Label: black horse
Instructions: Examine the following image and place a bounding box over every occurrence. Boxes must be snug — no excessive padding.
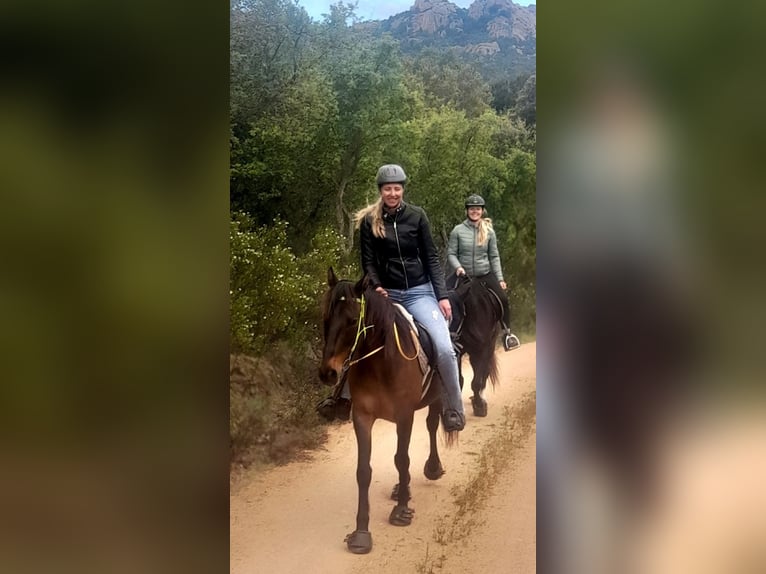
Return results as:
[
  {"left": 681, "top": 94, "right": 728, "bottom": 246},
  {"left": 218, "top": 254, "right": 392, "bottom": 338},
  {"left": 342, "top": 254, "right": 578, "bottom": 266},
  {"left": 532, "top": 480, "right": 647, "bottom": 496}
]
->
[{"left": 448, "top": 275, "right": 501, "bottom": 417}]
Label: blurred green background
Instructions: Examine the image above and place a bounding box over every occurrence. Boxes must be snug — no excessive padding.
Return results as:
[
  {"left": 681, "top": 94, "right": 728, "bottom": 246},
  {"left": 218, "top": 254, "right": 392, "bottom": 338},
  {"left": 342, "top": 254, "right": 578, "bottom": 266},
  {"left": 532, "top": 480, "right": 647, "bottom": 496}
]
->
[{"left": 0, "top": 1, "right": 228, "bottom": 572}]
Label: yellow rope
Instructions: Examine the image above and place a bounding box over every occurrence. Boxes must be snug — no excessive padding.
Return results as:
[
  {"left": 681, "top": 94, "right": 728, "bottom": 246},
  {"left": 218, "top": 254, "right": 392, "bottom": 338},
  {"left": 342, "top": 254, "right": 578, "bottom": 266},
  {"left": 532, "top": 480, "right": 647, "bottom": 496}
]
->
[
  {"left": 344, "top": 294, "right": 418, "bottom": 367},
  {"left": 393, "top": 323, "right": 419, "bottom": 361},
  {"left": 344, "top": 294, "right": 384, "bottom": 368},
  {"left": 346, "top": 344, "right": 384, "bottom": 368}
]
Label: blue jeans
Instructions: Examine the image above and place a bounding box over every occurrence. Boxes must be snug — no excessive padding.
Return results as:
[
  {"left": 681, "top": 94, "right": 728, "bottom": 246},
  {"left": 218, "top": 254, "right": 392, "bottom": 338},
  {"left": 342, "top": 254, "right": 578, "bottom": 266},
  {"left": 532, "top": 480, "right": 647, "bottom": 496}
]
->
[{"left": 387, "top": 283, "right": 465, "bottom": 416}]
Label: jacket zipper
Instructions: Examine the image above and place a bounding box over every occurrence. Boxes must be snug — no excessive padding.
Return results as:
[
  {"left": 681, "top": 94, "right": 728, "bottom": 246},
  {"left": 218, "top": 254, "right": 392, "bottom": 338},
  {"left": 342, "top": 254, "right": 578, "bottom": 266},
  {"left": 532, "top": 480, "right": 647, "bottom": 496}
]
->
[
  {"left": 471, "top": 223, "right": 477, "bottom": 277},
  {"left": 393, "top": 214, "right": 409, "bottom": 289}
]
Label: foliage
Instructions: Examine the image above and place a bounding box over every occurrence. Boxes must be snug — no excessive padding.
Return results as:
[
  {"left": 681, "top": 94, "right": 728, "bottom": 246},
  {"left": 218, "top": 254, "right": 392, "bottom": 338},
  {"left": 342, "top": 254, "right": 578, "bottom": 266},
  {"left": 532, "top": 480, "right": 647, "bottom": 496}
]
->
[
  {"left": 230, "top": 212, "right": 346, "bottom": 354},
  {"left": 230, "top": 350, "right": 329, "bottom": 468},
  {"left": 406, "top": 49, "right": 492, "bottom": 118},
  {"left": 515, "top": 74, "right": 537, "bottom": 127},
  {"left": 491, "top": 73, "right": 529, "bottom": 113}
]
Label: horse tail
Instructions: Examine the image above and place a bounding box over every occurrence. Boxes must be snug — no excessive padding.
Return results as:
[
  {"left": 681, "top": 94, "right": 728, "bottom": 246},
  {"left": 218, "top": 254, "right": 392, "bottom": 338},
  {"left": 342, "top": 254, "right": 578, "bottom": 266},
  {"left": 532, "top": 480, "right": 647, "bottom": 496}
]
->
[
  {"left": 487, "top": 348, "right": 499, "bottom": 389},
  {"left": 442, "top": 429, "right": 460, "bottom": 448}
]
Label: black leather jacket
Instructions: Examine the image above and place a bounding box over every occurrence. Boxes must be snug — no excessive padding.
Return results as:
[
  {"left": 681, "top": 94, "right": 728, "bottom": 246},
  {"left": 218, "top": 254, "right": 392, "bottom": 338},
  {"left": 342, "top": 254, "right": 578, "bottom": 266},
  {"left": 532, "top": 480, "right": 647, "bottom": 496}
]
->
[{"left": 360, "top": 202, "right": 448, "bottom": 300}]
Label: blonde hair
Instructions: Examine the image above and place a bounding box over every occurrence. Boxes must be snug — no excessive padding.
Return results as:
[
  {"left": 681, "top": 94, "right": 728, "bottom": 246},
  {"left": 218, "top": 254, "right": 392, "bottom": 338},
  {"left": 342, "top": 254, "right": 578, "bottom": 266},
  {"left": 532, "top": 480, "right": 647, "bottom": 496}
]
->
[
  {"left": 477, "top": 217, "right": 493, "bottom": 246},
  {"left": 354, "top": 198, "right": 385, "bottom": 238}
]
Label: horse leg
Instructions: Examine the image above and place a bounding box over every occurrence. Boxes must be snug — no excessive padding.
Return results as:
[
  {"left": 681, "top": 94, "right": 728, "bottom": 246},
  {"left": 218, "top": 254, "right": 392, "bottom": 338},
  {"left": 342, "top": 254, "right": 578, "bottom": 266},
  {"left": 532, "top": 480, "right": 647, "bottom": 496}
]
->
[
  {"left": 457, "top": 351, "right": 465, "bottom": 391},
  {"left": 389, "top": 412, "right": 415, "bottom": 526},
  {"left": 469, "top": 353, "right": 488, "bottom": 417},
  {"left": 424, "top": 401, "right": 446, "bottom": 480},
  {"left": 345, "top": 412, "right": 374, "bottom": 554}
]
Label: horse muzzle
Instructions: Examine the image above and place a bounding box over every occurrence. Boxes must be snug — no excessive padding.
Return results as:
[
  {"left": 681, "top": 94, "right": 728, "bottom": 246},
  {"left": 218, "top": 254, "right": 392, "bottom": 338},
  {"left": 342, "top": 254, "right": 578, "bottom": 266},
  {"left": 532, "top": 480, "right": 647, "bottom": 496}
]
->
[{"left": 318, "top": 364, "right": 339, "bottom": 386}]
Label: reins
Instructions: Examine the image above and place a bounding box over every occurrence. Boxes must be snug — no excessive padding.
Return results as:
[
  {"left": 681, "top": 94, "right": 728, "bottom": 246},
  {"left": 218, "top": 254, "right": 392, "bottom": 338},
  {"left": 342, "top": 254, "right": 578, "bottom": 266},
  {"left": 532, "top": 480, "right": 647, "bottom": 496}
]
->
[
  {"left": 328, "top": 289, "right": 422, "bottom": 401},
  {"left": 337, "top": 292, "right": 419, "bottom": 379},
  {"left": 393, "top": 323, "right": 419, "bottom": 361},
  {"left": 343, "top": 294, "right": 384, "bottom": 369}
]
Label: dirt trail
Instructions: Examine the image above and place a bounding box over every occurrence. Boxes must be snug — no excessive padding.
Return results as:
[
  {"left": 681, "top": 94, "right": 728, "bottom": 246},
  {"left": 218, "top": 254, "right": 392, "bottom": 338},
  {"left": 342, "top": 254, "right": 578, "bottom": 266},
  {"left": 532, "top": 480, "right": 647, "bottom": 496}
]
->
[{"left": 230, "top": 342, "right": 536, "bottom": 574}]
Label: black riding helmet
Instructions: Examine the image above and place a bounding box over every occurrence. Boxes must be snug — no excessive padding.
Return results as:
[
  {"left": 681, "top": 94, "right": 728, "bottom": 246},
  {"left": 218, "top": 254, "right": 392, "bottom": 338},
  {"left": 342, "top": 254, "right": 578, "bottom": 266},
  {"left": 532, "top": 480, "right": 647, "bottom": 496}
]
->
[{"left": 465, "top": 194, "right": 486, "bottom": 208}]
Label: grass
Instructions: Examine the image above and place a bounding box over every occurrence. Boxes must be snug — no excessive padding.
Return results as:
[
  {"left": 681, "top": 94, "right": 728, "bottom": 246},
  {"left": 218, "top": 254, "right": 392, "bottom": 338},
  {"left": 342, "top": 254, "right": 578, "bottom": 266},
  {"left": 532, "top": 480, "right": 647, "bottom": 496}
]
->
[
  {"left": 415, "top": 543, "right": 446, "bottom": 574},
  {"left": 418, "top": 390, "right": 536, "bottom": 572},
  {"left": 229, "top": 346, "right": 330, "bottom": 471}
]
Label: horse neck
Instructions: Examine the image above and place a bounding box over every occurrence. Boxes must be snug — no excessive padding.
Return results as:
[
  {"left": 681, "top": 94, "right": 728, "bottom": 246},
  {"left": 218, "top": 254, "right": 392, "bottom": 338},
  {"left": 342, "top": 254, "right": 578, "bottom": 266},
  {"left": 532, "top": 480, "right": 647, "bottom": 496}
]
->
[{"left": 357, "top": 295, "right": 389, "bottom": 350}]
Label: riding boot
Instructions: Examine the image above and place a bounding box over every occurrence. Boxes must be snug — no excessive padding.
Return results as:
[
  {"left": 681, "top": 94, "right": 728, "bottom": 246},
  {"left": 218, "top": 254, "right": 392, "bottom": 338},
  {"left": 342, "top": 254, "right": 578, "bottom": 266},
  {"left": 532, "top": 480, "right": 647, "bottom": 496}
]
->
[
  {"left": 437, "top": 355, "right": 466, "bottom": 432},
  {"left": 316, "top": 380, "right": 352, "bottom": 421}
]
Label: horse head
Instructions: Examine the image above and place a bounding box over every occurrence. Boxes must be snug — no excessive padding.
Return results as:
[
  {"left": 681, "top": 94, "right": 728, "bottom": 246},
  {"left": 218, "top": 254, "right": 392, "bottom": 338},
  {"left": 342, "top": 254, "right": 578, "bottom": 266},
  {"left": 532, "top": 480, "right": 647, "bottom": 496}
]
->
[{"left": 318, "top": 268, "right": 369, "bottom": 385}]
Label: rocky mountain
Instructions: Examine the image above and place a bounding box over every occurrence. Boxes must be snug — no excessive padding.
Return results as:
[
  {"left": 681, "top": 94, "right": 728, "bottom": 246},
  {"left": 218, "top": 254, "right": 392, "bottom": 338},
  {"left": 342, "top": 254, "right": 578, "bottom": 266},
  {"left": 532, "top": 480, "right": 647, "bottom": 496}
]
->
[
  {"left": 390, "top": 0, "right": 462, "bottom": 36},
  {"left": 467, "top": 0, "right": 535, "bottom": 41},
  {"left": 362, "top": 0, "right": 535, "bottom": 80}
]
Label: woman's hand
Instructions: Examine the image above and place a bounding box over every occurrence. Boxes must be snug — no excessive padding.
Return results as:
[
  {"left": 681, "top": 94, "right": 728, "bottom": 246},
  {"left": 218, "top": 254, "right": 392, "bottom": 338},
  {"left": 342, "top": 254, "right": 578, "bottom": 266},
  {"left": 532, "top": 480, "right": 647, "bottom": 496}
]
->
[
  {"left": 500, "top": 280, "right": 507, "bottom": 290},
  {"left": 439, "top": 299, "right": 452, "bottom": 322},
  {"left": 456, "top": 267, "right": 465, "bottom": 276},
  {"left": 375, "top": 286, "right": 389, "bottom": 298}
]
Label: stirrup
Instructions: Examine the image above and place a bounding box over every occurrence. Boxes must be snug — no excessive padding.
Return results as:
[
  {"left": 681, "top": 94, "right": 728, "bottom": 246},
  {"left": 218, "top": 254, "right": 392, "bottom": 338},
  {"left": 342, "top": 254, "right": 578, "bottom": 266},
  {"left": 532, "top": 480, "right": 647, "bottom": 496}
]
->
[
  {"left": 449, "top": 331, "right": 463, "bottom": 353},
  {"left": 503, "top": 333, "right": 520, "bottom": 351},
  {"left": 316, "top": 396, "right": 337, "bottom": 421}
]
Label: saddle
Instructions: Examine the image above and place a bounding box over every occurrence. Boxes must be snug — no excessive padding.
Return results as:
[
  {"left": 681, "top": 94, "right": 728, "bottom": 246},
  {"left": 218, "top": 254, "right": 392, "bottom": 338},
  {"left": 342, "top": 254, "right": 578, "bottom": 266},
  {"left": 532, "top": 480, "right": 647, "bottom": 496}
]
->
[
  {"left": 446, "top": 275, "right": 503, "bottom": 347},
  {"left": 481, "top": 282, "right": 504, "bottom": 317},
  {"left": 446, "top": 275, "right": 470, "bottom": 348},
  {"left": 392, "top": 303, "right": 437, "bottom": 400}
]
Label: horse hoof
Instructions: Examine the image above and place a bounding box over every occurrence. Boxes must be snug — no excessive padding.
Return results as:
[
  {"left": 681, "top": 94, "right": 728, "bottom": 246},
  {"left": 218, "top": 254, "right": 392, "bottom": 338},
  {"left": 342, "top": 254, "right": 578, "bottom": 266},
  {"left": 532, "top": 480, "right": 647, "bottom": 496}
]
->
[
  {"left": 389, "top": 505, "right": 415, "bottom": 526},
  {"left": 471, "top": 397, "right": 488, "bottom": 417},
  {"left": 390, "top": 483, "right": 411, "bottom": 501},
  {"left": 424, "top": 460, "right": 446, "bottom": 480},
  {"left": 344, "top": 530, "right": 372, "bottom": 554}
]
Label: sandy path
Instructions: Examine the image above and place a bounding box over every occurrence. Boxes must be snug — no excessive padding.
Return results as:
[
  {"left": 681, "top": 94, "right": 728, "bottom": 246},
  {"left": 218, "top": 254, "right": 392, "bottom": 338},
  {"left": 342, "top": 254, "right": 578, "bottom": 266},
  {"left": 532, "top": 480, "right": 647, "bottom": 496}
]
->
[{"left": 230, "top": 342, "right": 536, "bottom": 574}]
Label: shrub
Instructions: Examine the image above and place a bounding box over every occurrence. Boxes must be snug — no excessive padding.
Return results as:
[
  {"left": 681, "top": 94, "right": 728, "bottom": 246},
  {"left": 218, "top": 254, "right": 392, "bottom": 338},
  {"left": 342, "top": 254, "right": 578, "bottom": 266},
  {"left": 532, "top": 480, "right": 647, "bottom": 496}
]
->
[
  {"left": 230, "top": 212, "right": 349, "bottom": 354},
  {"left": 230, "top": 213, "right": 314, "bottom": 354}
]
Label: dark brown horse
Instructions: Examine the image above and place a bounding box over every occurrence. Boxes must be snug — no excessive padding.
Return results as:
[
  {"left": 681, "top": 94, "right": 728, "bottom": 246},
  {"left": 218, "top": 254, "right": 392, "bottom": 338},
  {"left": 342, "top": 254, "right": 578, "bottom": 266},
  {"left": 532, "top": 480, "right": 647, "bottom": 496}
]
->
[
  {"left": 318, "top": 268, "right": 455, "bottom": 554},
  {"left": 449, "top": 275, "right": 500, "bottom": 417}
]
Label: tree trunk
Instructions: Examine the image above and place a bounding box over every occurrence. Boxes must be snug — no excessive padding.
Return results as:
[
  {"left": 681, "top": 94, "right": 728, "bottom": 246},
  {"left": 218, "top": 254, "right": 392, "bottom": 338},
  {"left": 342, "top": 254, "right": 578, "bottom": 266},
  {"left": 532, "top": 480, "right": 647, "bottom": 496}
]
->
[
  {"left": 346, "top": 212, "right": 356, "bottom": 253},
  {"left": 335, "top": 176, "right": 348, "bottom": 238}
]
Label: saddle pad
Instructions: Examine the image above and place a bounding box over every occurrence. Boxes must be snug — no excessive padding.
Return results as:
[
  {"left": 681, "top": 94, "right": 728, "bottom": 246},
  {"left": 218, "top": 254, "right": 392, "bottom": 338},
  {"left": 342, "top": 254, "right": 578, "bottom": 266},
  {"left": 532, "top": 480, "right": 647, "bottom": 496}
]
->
[{"left": 392, "top": 303, "right": 434, "bottom": 400}]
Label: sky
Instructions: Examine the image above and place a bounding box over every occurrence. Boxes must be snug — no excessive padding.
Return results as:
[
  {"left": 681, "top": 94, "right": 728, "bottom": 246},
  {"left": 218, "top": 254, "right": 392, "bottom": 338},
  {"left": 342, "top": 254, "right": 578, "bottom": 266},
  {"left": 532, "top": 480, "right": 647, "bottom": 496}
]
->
[{"left": 297, "top": 0, "right": 535, "bottom": 23}]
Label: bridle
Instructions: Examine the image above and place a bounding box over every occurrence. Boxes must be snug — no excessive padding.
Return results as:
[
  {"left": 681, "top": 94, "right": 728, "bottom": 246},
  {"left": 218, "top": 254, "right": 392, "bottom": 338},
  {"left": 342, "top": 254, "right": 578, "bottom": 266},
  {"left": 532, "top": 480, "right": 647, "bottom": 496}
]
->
[
  {"left": 338, "top": 294, "right": 384, "bottom": 372},
  {"left": 327, "top": 292, "right": 419, "bottom": 396}
]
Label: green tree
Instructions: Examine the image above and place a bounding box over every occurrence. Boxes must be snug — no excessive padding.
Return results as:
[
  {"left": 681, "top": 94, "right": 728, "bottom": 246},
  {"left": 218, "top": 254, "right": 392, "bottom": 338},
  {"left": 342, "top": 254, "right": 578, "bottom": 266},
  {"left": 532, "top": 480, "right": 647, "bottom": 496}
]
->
[
  {"left": 404, "top": 109, "right": 505, "bottom": 248},
  {"left": 318, "top": 30, "right": 416, "bottom": 250},
  {"left": 407, "top": 49, "right": 492, "bottom": 118},
  {"left": 488, "top": 148, "right": 536, "bottom": 332},
  {"left": 490, "top": 73, "right": 529, "bottom": 114},
  {"left": 230, "top": 0, "right": 344, "bottom": 250},
  {"left": 515, "top": 74, "right": 536, "bottom": 127}
]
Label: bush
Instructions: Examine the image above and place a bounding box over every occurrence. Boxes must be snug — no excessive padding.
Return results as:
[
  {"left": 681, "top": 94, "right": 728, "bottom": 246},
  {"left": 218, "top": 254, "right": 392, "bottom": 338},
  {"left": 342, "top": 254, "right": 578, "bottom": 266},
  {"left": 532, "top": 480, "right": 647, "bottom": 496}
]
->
[
  {"left": 229, "top": 214, "right": 349, "bottom": 467},
  {"left": 230, "top": 212, "right": 349, "bottom": 355},
  {"left": 229, "top": 350, "right": 329, "bottom": 468}
]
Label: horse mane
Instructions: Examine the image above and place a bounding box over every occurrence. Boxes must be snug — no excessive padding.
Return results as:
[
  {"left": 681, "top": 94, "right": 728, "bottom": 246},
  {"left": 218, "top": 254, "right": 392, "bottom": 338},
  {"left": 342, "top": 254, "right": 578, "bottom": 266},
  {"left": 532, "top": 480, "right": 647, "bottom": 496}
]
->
[
  {"left": 460, "top": 281, "right": 500, "bottom": 388},
  {"left": 361, "top": 286, "right": 418, "bottom": 364}
]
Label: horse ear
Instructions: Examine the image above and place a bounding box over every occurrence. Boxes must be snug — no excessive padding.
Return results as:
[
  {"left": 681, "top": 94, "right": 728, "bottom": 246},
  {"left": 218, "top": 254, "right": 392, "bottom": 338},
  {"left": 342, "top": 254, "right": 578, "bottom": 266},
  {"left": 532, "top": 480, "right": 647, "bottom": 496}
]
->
[
  {"left": 327, "top": 267, "right": 338, "bottom": 287},
  {"left": 354, "top": 274, "right": 369, "bottom": 295}
]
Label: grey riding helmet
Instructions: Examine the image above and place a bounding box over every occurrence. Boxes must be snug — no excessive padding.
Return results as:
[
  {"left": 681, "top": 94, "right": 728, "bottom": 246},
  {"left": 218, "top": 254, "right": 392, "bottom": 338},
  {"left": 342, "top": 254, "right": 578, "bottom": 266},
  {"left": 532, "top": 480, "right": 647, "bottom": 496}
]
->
[
  {"left": 465, "top": 194, "right": 486, "bottom": 207},
  {"left": 376, "top": 164, "right": 407, "bottom": 186}
]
